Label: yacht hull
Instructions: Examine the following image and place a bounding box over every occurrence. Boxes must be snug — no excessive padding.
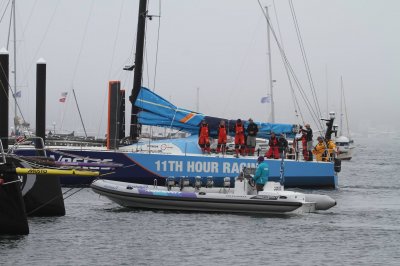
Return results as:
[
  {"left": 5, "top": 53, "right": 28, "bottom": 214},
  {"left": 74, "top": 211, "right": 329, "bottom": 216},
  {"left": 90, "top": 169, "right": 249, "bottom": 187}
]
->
[{"left": 16, "top": 148, "right": 338, "bottom": 189}]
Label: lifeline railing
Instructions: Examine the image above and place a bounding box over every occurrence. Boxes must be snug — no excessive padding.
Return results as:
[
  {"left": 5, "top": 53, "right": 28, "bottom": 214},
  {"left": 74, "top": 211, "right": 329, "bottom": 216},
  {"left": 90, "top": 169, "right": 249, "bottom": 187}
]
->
[
  {"left": 0, "top": 140, "right": 5, "bottom": 164},
  {"left": 1, "top": 136, "right": 47, "bottom": 157}
]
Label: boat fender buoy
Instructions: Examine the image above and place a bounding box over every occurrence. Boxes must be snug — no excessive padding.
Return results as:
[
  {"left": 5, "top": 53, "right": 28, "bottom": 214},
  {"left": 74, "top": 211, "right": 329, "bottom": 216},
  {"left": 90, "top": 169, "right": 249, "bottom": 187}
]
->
[
  {"left": 223, "top": 177, "right": 230, "bottom": 188},
  {"left": 206, "top": 176, "right": 214, "bottom": 188},
  {"left": 166, "top": 177, "right": 175, "bottom": 191},
  {"left": 0, "top": 178, "right": 4, "bottom": 185},
  {"left": 194, "top": 176, "right": 202, "bottom": 189},
  {"left": 334, "top": 158, "right": 341, "bottom": 173}
]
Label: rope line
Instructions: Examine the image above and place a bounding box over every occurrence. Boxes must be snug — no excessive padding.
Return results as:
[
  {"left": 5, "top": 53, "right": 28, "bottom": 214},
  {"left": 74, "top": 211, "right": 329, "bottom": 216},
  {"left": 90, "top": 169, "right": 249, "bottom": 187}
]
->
[
  {"left": 152, "top": 0, "right": 162, "bottom": 92},
  {"left": 0, "top": 58, "right": 28, "bottom": 124},
  {"left": 96, "top": 0, "right": 126, "bottom": 139},
  {"left": 256, "top": 0, "right": 323, "bottom": 133},
  {"left": 272, "top": 0, "right": 304, "bottom": 124},
  {"left": 0, "top": 0, "right": 11, "bottom": 25},
  {"left": 288, "top": 0, "right": 324, "bottom": 132}
]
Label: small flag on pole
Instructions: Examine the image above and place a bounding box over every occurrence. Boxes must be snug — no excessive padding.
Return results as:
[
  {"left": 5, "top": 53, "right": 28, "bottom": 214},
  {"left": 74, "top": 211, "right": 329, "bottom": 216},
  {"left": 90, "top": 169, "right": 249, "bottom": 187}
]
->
[
  {"left": 260, "top": 96, "right": 271, "bottom": 104},
  {"left": 59, "top": 92, "right": 68, "bottom": 103},
  {"left": 16, "top": 135, "right": 26, "bottom": 143},
  {"left": 13, "top": 91, "right": 21, "bottom": 98}
]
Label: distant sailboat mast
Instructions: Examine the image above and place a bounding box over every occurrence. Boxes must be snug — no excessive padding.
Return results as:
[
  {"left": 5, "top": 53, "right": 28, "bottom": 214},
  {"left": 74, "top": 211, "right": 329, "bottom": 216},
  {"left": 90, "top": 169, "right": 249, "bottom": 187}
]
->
[
  {"left": 6, "top": 0, "right": 19, "bottom": 131},
  {"left": 325, "top": 65, "right": 329, "bottom": 118},
  {"left": 339, "top": 76, "right": 344, "bottom": 137},
  {"left": 196, "top": 87, "right": 199, "bottom": 113},
  {"left": 12, "top": 0, "right": 17, "bottom": 129},
  {"left": 340, "top": 76, "right": 351, "bottom": 139}
]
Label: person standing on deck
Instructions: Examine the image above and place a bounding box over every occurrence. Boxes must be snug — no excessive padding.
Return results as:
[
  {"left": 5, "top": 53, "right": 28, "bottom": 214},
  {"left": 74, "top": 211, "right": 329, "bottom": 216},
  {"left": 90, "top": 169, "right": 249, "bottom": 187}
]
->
[
  {"left": 299, "top": 130, "right": 309, "bottom": 160},
  {"left": 216, "top": 120, "right": 227, "bottom": 154},
  {"left": 234, "top": 119, "right": 246, "bottom": 157},
  {"left": 198, "top": 119, "right": 211, "bottom": 154},
  {"left": 246, "top": 118, "right": 258, "bottom": 156},
  {"left": 324, "top": 138, "right": 337, "bottom": 161},
  {"left": 278, "top": 133, "right": 288, "bottom": 159},
  {"left": 266, "top": 132, "right": 280, "bottom": 159},
  {"left": 253, "top": 156, "right": 269, "bottom": 193},
  {"left": 312, "top": 136, "right": 326, "bottom": 161},
  {"left": 303, "top": 124, "right": 313, "bottom": 161}
]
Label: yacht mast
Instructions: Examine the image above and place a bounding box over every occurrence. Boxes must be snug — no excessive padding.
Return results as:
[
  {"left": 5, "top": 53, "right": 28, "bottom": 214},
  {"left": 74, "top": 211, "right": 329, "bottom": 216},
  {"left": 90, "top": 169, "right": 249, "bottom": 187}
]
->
[
  {"left": 265, "top": 6, "right": 274, "bottom": 123},
  {"left": 129, "top": 0, "right": 147, "bottom": 142}
]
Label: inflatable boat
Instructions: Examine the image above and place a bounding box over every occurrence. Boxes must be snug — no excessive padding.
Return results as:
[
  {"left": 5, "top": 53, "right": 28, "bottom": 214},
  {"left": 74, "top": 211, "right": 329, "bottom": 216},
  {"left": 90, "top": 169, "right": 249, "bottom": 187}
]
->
[{"left": 91, "top": 173, "right": 336, "bottom": 215}]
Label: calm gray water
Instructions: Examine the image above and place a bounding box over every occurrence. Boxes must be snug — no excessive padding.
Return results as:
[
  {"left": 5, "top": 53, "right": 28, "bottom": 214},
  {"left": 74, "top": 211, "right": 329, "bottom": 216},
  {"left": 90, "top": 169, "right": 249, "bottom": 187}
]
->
[{"left": 1, "top": 136, "right": 400, "bottom": 266}]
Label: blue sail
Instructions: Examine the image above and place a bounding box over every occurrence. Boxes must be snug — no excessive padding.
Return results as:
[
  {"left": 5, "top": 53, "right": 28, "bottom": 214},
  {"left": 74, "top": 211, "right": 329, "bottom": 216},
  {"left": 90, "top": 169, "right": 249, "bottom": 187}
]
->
[{"left": 134, "top": 87, "right": 297, "bottom": 139}]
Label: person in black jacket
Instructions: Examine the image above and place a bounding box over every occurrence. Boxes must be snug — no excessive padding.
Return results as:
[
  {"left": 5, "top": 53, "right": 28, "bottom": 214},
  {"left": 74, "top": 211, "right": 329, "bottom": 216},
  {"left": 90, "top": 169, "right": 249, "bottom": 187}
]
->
[
  {"left": 302, "top": 124, "right": 313, "bottom": 161},
  {"left": 278, "top": 133, "right": 288, "bottom": 159},
  {"left": 246, "top": 118, "right": 258, "bottom": 156}
]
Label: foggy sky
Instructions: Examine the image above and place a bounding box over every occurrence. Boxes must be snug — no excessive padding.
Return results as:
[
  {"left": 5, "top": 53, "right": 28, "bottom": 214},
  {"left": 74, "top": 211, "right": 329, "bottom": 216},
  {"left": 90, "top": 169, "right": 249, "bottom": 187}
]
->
[{"left": 0, "top": 0, "right": 399, "bottom": 137}]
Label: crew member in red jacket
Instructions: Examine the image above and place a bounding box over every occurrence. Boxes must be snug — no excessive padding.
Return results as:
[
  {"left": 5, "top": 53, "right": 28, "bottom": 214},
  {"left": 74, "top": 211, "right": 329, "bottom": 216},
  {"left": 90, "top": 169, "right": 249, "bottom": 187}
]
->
[
  {"left": 234, "top": 119, "right": 245, "bottom": 157},
  {"left": 265, "top": 132, "right": 280, "bottom": 159},
  {"left": 298, "top": 129, "right": 309, "bottom": 160},
  {"left": 198, "top": 119, "right": 210, "bottom": 154},
  {"left": 216, "top": 120, "right": 227, "bottom": 154}
]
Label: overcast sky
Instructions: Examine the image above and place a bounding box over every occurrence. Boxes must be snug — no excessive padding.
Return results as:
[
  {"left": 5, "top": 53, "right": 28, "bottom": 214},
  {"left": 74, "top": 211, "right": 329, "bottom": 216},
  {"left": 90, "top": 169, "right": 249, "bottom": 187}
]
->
[{"left": 1, "top": 0, "right": 399, "bottom": 137}]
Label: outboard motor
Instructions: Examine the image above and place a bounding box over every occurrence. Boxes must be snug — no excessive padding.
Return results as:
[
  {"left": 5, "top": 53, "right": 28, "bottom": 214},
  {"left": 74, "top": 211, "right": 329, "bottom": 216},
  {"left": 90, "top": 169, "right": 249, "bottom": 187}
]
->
[
  {"left": 205, "top": 176, "right": 214, "bottom": 188},
  {"left": 223, "top": 177, "right": 231, "bottom": 188},
  {"left": 194, "top": 176, "right": 202, "bottom": 190},
  {"left": 334, "top": 158, "right": 341, "bottom": 173},
  {"left": 166, "top": 176, "right": 175, "bottom": 191},
  {"left": 241, "top": 166, "right": 247, "bottom": 177},
  {"left": 180, "top": 176, "right": 190, "bottom": 191}
]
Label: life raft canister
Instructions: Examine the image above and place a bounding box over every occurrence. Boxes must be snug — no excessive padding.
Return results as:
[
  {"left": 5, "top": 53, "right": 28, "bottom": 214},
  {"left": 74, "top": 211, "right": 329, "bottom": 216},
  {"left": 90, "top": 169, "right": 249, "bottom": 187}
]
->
[{"left": 334, "top": 158, "right": 341, "bottom": 173}]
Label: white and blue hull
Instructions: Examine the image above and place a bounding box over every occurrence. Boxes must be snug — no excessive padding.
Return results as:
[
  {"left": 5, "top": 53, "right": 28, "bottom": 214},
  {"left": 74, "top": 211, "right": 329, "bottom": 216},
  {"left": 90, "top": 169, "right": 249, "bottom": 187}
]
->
[
  {"left": 91, "top": 179, "right": 331, "bottom": 215},
  {"left": 16, "top": 148, "right": 338, "bottom": 188}
]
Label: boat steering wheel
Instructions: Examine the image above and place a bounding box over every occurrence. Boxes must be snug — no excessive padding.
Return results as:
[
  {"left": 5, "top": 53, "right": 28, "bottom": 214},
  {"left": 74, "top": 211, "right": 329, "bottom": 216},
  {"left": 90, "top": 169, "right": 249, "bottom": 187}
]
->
[{"left": 247, "top": 176, "right": 255, "bottom": 187}]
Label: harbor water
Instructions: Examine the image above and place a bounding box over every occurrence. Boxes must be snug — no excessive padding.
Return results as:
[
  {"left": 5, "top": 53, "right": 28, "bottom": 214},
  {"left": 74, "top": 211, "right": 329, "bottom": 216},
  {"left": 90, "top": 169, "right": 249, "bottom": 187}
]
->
[{"left": 1, "top": 136, "right": 399, "bottom": 266}]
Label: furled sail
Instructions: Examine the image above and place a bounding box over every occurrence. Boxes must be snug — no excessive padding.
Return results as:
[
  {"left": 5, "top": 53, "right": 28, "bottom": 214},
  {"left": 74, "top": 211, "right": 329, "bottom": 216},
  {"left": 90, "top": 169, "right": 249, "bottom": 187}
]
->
[{"left": 134, "top": 87, "right": 297, "bottom": 138}]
